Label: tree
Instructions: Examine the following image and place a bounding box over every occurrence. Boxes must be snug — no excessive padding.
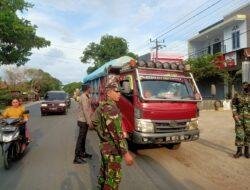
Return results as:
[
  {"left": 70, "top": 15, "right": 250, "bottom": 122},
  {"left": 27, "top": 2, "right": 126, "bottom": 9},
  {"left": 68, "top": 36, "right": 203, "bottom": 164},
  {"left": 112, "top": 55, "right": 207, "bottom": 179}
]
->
[
  {"left": 3, "top": 67, "right": 62, "bottom": 96},
  {"left": 0, "top": 0, "right": 50, "bottom": 66},
  {"left": 81, "top": 34, "right": 137, "bottom": 74},
  {"left": 25, "top": 68, "right": 62, "bottom": 96},
  {"left": 4, "top": 67, "right": 27, "bottom": 85},
  {"left": 186, "top": 54, "right": 226, "bottom": 81},
  {"left": 63, "top": 82, "right": 83, "bottom": 96}
]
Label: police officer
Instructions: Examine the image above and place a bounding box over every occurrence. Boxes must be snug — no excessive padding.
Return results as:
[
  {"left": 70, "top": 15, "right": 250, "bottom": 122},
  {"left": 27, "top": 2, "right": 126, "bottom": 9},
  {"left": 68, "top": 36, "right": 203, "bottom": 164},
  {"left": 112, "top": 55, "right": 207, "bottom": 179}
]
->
[
  {"left": 92, "top": 75, "right": 133, "bottom": 190},
  {"left": 232, "top": 82, "right": 250, "bottom": 158},
  {"left": 74, "top": 84, "right": 93, "bottom": 164}
]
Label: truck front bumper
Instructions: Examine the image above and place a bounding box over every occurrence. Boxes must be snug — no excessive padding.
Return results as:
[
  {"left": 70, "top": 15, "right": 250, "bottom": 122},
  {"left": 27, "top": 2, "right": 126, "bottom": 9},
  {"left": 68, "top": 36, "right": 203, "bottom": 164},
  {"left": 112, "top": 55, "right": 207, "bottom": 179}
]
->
[{"left": 132, "top": 129, "right": 199, "bottom": 144}]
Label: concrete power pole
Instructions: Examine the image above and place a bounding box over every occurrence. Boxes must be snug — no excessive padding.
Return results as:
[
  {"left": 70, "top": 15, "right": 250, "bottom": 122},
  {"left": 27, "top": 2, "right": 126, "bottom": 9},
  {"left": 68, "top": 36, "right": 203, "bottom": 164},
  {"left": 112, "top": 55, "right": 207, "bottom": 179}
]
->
[{"left": 150, "top": 39, "right": 165, "bottom": 62}]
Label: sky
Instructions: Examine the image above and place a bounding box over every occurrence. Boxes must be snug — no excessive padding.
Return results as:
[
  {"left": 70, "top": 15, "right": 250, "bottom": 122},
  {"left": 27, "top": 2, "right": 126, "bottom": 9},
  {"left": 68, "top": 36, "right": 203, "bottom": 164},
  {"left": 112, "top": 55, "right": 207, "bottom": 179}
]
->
[{"left": 0, "top": 0, "right": 249, "bottom": 84}]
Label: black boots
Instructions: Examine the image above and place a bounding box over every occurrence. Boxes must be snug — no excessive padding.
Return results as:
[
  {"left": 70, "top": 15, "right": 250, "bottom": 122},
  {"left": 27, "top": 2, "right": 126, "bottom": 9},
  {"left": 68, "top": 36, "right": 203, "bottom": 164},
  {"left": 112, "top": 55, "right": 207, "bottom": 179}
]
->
[
  {"left": 82, "top": 153, "right": 92, "bottom": 159},
  {"left": 244, "top": 146, "right": 249, "bottom": 158},
  {"left": 73, "top": 156, "right": 86, "bottom": 164},
  {"left": 233, "top": 147, "right": 242, "bottom": 158},
  {"left": 234, "top": 146, "right": 250, "bottom": 158}
]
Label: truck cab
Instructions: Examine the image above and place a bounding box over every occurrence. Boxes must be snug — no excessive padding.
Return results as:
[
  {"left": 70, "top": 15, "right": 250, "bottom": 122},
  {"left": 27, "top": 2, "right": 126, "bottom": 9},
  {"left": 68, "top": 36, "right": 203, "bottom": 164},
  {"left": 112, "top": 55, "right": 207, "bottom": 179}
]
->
[{"left": 118, "top": 62, "right": 201, "bottom": 149}]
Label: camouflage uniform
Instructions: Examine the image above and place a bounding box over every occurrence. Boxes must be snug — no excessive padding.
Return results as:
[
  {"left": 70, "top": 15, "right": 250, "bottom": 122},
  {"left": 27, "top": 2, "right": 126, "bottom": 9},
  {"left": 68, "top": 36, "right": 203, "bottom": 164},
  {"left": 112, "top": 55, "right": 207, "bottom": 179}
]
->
[
  {"left": 92, "top": 76, "right": 128, "bottom": 190},
  {"left": 232, "top": 83, "right": 250, "bottom": 158}
]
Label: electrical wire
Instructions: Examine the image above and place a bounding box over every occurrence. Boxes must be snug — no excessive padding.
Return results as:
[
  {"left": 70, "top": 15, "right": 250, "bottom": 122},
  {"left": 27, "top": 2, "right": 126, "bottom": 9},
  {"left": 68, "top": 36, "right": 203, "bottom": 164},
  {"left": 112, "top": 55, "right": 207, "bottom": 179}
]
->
[
  {"left": 162, "top": 0, "right": 248, "bottom": 49},
  {"left": 163, "top": 0, "right": 249, "bottom": 52},
  {"left": 151, "top": 0, "right": 214, "bottom": 40},
  {"left": 153, "top": 0, "right": 224, "bottom": 40}
]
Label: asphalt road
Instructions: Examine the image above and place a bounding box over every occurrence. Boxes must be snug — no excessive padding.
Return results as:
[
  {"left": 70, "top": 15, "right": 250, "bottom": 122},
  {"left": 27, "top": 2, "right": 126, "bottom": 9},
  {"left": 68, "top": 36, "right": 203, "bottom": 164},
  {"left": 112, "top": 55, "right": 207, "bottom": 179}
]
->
[{"left": 0, "top": 101, "right": 249, "bottom": 190}]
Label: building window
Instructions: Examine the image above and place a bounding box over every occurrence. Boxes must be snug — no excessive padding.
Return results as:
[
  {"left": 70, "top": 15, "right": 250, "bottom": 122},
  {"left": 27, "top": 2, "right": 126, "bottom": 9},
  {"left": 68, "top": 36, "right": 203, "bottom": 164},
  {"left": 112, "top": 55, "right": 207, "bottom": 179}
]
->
[
  {"left": 232, "top": 31, "right": 240, "bottom": 49},
  {"left": 207, "top": 46, "right": 211, "bottom": 54},
  {"left": 213, "top": 42, "right": 221, "bottom": 54}
]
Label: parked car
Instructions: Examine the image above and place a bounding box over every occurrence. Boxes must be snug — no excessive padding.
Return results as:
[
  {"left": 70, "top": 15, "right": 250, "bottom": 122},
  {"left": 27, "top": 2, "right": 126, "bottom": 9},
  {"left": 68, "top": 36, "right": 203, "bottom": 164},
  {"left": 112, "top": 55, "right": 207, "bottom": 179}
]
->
[{"left": 40, "top": 91, "right": 68, "bottom": 116}]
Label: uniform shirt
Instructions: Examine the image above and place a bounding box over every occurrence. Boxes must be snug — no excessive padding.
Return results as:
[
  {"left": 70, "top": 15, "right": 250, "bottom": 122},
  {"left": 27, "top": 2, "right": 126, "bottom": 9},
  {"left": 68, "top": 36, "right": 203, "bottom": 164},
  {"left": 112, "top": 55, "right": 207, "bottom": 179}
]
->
[
  {"left": 92, "top": 99, "right": 128, "bottom": 156},
  {"left": 77, "top": 93, "right": 92, "bottom": 125},
  {"left": 232, "top": 93, "right": 250, "bottom": 119},
  {"left": 2, "top": 106, "right": 28, "bottom": 120}
]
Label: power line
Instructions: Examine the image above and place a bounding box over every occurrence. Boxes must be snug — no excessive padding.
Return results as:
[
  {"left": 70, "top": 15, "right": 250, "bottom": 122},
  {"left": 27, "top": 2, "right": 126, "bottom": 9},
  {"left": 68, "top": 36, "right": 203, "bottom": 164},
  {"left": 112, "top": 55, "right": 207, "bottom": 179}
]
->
[
  {"left": 162, "top": 0, "right": 247, "bottom": 51},
  {"left": 162, "top": 0, "right": 236, "bottom": 42},
  {"left": 136, "top": 0, "right": 226, "bottom": 54},
  {"left": 153, "top": 0, "right": 224, "bottom": 40},
  {"left": 151, "top": 0, "right": 213, "bottom": 39}
]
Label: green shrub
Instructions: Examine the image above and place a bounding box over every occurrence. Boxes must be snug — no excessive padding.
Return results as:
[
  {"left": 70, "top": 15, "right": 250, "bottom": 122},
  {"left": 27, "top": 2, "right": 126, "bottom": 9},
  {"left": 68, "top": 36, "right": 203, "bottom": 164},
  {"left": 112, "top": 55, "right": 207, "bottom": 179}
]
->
[{"left": 0, "top": 89, "right": 12, "bottom": 109}]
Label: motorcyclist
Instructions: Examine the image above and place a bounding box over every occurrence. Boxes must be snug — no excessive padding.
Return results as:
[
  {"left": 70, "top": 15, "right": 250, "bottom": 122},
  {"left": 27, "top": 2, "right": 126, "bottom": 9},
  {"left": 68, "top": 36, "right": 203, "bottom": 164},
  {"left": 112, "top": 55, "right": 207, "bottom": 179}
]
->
[{"left": 2, "top": 98, "right": 29, "bottom": 149}]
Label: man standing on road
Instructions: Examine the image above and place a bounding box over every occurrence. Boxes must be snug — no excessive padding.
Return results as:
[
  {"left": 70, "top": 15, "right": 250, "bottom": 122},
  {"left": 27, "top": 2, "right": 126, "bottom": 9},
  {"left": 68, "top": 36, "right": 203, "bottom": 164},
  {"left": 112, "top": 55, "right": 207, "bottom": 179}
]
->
[
  {"left": 92, "top": 76, "right": 133, "bottom": 190},
  {"left": 232, "top": 82, "right": 250, "bottom": 158},
  {"left": 74, "top": 84, "right": 93, "bottom": 164}
]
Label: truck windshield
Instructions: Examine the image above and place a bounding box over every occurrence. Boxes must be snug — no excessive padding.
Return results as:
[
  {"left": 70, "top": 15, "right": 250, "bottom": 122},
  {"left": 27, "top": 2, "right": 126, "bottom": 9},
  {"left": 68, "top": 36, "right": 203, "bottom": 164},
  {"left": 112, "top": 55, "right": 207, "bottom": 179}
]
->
[{"left": 140, "top": 80, "right": 195, "bottom": 100}]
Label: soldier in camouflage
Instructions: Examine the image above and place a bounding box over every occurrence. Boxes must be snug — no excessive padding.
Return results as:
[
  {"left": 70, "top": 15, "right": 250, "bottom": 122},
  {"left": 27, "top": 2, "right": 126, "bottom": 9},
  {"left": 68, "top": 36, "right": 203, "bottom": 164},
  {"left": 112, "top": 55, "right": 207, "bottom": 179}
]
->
[
  {"left": 92, "top": 75, "right": 133, "bottom": 190},
  {"left": 232, "top": 82, "right": 250, "bottom": 158}
]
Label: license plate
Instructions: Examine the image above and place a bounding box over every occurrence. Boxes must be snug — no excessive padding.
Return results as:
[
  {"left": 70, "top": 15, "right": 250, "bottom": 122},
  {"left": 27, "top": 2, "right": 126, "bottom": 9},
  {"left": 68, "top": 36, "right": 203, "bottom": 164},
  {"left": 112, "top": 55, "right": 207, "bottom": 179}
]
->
[
  {"left": 171, "top": 136, "right": 179, "bottom": 141},
  {"left": 50, "top": 108, "right": 57, "bottom": 110}
]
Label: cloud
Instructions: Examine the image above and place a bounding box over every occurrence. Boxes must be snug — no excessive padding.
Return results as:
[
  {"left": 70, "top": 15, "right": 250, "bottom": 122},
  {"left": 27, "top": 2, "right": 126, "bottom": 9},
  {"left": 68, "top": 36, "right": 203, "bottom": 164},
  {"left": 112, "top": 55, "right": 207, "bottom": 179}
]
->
[
  {"left": 16, "top": 0, "right": 247, "bottom": 85},
  {"left": 25, "top": 10, "right": 76, "bottom": 44},
  {"left": 130, "top": 3, "right": 154, "bottom": 28}
]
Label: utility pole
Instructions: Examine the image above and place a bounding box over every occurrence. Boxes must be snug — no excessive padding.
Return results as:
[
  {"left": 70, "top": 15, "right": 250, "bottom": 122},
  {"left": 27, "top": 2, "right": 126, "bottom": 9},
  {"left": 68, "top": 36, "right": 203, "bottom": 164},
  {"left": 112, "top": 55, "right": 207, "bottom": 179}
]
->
[{"left": 150, "top": 38, "right": 165, "bottom": 62}]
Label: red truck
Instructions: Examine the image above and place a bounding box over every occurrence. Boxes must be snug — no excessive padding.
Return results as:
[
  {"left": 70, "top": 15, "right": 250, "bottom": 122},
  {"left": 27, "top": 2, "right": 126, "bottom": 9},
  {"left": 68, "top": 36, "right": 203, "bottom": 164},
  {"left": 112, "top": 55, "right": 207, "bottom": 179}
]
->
[{"left": 83, "top": 56, "right": 202, "bottom": 149}]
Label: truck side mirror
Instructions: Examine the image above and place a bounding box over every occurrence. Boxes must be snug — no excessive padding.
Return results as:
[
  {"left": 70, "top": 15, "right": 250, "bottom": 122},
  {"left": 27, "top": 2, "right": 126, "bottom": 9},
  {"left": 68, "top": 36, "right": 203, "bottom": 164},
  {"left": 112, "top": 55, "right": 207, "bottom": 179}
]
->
[{"left": 122, "top": 81, "right": 132, "bottom": 94}]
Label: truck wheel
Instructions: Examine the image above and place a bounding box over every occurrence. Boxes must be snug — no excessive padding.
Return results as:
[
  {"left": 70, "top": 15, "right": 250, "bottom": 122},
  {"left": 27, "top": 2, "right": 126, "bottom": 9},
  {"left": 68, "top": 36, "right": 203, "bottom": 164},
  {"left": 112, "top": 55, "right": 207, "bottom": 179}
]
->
[{"left": 165, "top": 143, "right": 181, "bottom": 150}]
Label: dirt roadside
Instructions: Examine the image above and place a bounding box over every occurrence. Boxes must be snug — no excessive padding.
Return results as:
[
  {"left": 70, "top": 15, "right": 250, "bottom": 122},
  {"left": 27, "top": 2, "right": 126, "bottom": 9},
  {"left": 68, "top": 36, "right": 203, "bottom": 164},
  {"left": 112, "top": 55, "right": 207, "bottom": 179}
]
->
[{"left": 136, "top": 110, "right": 250, "bottom": 190}]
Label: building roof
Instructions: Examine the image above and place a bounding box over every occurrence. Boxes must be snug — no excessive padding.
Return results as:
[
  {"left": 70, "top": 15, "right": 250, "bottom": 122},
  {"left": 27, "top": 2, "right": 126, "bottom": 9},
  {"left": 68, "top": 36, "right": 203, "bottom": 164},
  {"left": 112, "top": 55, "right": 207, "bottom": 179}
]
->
[
  {"left": 83, "top": 56, "right": 133, "bottom": 83},
  {"left": 189, "top": 14, "right": 246, "bottom": 42},
  {"left": 224, "top": 3, "right": 250, "bottom": 20},
  {"left": 189, "top": 3, "right": 249, "bottom": 42}
]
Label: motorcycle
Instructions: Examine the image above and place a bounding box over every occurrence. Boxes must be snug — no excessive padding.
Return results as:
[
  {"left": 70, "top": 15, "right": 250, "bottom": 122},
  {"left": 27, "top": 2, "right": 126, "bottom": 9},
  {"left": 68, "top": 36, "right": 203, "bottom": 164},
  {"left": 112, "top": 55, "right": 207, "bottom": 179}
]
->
[{"left": 0, "top": 113, "right": 29, "bottom": 169}]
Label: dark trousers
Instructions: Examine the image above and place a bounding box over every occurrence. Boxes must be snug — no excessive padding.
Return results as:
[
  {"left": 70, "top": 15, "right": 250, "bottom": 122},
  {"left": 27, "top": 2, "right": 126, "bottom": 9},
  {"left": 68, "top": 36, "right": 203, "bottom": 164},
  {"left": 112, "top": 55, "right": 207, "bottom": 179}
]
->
[
  {"left": 75, "top": 121, "right": 88, "bottom": 157},
  {"left": 19, "top": 125, "right": 26, "bottom": 142}
]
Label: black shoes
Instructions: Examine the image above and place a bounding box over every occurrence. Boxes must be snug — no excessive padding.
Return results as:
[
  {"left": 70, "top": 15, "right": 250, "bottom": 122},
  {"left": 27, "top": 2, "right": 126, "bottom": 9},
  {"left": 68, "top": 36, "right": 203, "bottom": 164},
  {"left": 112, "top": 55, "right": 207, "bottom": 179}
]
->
[
  {"left": 233, "top": 147, "right": 242, "bottom": 158},
  {"left": 73, "top": 152, "right": 92, "bottom": 164},
  {"left": 244, "top": 146, "right": 249, "bottom": 158},
  {"left": 234, "top": 146, "right": 250, "bottom": 159},
  {"left": 82, "top": 153, "right": 92, "bottom": 159},
  {"left": 73, "top": 156, "right": 86, "bottom": 164}
]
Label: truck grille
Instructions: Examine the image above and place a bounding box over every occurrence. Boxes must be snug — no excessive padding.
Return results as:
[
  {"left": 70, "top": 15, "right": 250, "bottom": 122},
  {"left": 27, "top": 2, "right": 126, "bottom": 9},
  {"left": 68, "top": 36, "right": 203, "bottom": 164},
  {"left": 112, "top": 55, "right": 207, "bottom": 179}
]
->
[{"left": 154, "top": 121, "right": 187, "bottom": 133}]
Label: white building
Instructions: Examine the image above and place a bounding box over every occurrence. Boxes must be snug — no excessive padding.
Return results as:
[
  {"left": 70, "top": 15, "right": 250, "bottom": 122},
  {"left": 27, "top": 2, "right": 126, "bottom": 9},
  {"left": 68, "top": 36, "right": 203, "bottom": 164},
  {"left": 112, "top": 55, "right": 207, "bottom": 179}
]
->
[{"left": 188, "top": 3, "right": 250, "bottom": 99}]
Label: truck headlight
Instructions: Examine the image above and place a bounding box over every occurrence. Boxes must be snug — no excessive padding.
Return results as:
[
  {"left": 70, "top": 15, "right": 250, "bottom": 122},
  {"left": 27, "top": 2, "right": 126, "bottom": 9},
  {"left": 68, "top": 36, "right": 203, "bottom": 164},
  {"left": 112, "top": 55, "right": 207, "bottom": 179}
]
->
[
  {"left": 186, "top": 118, "right": 198, "bottom": 130},
  {"left": 41, "top": 103, "right": 48, "bottom": 107},
  {"left": 59, "top": 103, "right": 66, "bottom": 107},
  {"left": 135, "top": 119, "right": 154, "bottom": 133}
]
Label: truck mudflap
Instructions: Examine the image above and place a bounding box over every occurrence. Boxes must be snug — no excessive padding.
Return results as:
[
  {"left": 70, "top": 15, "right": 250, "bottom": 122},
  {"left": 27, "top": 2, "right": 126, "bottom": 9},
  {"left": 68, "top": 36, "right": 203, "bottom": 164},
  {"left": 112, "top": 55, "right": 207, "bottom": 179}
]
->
[{"left": 132, "top": 129, "right": 199, "bottom": 144}]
